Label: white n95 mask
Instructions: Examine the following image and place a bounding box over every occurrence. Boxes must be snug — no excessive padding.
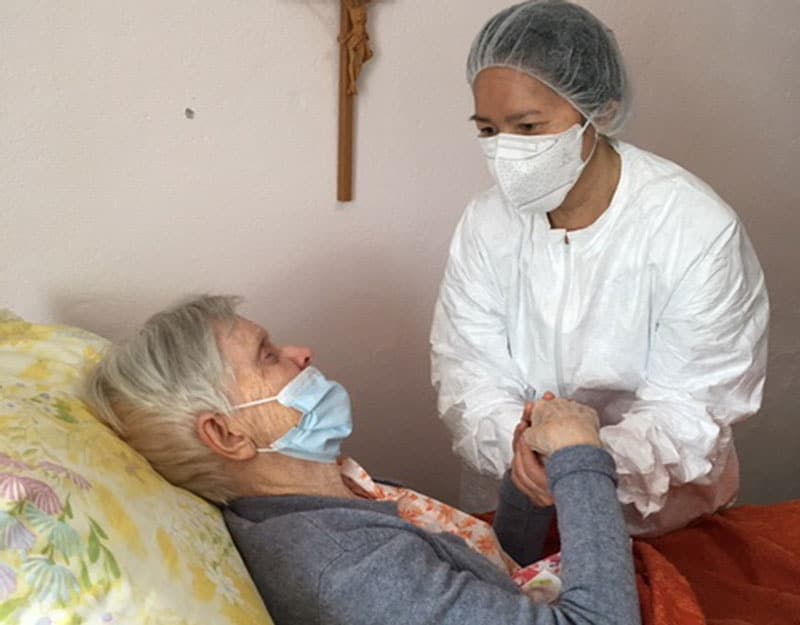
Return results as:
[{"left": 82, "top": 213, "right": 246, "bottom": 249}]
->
[
  {"left": 479, "top": 120, "right": 595, "bottom": 215},
  {"left": 232, "top": 366, "right": 353, "bottom": 464}
]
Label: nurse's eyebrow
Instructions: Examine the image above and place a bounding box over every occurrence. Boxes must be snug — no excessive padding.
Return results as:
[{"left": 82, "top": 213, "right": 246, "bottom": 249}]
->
[{"left": 469, "top": 110, "right": 543, "bottom": 123}]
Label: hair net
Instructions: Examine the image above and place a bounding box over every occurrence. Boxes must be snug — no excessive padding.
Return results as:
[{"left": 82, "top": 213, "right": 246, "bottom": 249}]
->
[{"left": 467, "top": 0, "right": 631, "bottom": 136}]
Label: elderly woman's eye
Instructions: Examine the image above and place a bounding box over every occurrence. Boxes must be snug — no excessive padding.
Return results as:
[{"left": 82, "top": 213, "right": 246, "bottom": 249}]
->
[{"left": 261, "top": 349, "right": 277, "bottom": 363}]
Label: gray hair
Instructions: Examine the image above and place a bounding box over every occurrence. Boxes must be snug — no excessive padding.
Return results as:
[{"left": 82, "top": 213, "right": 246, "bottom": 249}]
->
[{"left": 84, "top": 295, "right": 242, "bottom": 504}]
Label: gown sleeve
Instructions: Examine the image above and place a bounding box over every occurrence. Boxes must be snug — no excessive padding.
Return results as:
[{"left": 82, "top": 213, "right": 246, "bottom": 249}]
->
[
  {"left": 599, "top": 220, "right": 769, "bottom": 518},
  {"left": 431, "top": 204, "right": 531, "bottom": 478}
]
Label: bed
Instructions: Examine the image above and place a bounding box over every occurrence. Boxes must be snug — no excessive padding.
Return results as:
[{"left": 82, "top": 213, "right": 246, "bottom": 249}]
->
[{"left": 2, "top": 309, "right": 797, "bottom": 624}]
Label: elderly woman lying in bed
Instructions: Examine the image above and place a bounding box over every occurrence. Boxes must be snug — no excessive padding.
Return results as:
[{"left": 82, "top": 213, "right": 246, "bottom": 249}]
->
[{"left": 85, "top": 295, "right": 640, "bottom": 625}]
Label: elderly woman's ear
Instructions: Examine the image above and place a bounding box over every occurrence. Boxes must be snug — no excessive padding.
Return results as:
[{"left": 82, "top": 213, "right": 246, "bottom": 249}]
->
[{"left": 196, "top": 413, "right": 257, "bottom": 461}]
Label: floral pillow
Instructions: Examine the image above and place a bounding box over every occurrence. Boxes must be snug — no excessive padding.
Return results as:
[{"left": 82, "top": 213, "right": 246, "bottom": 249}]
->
[{"left": 0, "top": 310, "right": 273, "bottom": 625}]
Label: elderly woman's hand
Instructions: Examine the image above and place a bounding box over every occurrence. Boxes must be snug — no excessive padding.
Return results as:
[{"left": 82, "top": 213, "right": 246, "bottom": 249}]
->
[
  {"left": 522, "top": 398, "right": 601, "bottom": 457},
  {"left": 510, "top": 393, "right": 555, "bottom": 507}
]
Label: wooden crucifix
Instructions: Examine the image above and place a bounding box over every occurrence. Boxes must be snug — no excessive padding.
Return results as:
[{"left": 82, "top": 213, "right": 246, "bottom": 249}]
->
[{"left": 337, "top": 0, "right": 375, "bottom": 202}]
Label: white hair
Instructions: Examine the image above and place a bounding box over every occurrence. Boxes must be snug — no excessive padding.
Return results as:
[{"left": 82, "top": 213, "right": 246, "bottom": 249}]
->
[{"left": 85, "top": 294, "right": 242, "bottom": 504}]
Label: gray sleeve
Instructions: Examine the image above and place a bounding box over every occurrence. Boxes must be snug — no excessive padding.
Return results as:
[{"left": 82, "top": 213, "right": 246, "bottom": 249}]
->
[
  {"left": 547, "top": 445, "right": 640, "bottom": 625},
  {"left": 493, "top": 471, "right": 555, "bottom": 566},
  {"left": 318, "top": 445, "right": 640, "bottom": 625}
]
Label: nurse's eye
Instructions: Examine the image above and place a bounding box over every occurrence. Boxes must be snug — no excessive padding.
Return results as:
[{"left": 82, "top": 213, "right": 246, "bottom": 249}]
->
[
  {"left": 517, "top": 123, "right": 540, "bottom": 134},
  {"left": 477, "top": 126, "right": 497, "bottom": 138}
]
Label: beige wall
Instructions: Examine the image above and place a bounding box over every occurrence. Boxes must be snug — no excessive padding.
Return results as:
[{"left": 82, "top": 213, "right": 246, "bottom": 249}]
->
[{"left": 1, "top": 1, "right": 797, "bottom": 506}]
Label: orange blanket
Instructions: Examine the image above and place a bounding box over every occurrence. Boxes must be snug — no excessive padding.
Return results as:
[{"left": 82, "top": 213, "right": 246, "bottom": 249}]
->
[
  {"left": 478, "top": 500, "right": 800, "bottom": 624},
  {"left": 638, "top": 501, "right": 800, "bottom": 625}
]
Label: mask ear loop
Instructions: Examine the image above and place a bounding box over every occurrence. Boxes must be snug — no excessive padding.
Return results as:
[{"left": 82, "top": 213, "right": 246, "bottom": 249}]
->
[
  {"left": 232, "top": 395, "right": 279, "bottom": 411},
  {"left": 579, "top": 118, "right": 599, "bottom": 166},
  {"left": 229, "top": 396, "right": 282, "bottom": 453}
]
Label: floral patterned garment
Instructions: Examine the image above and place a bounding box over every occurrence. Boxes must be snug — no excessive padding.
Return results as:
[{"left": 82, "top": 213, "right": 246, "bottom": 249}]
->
[{"left": 340, "top": 457, "right": 563, "bottom": 603}]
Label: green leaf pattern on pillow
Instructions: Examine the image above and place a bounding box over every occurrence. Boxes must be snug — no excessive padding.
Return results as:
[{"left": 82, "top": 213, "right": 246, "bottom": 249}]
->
[{"left": 0, "top": 318, "right": 272, "bottom": 625}]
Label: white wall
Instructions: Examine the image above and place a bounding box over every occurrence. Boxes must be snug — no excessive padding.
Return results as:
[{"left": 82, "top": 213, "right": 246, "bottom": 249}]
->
[{"left": 2, "top": 1, "right": 798, "bottom": 506}]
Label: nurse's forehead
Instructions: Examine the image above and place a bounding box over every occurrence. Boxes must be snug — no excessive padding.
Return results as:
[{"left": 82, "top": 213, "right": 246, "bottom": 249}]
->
[{"left": 472, "top": 69, "right": 566, "bottom": 113}]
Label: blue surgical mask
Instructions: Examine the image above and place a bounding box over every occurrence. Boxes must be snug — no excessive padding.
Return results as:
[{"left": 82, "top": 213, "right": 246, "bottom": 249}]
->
[{"left": 232, "top": 366, "right": 352, "bottom": 463}]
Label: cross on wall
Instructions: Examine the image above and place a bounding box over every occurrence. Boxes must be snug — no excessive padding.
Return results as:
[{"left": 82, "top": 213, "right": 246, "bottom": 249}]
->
[{"left": 336, "top": 0, "right": 374, "bottom": 202}]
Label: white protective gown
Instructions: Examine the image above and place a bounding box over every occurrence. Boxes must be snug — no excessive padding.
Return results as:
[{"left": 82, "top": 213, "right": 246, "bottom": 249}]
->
[{"left": 431, "top": 141, "right": 769, "bottom": 536}]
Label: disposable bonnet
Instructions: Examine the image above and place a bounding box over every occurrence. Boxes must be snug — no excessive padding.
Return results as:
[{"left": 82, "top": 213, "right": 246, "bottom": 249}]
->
[{"left": 467, "top": 0, "right": 631, "bottom": 136}]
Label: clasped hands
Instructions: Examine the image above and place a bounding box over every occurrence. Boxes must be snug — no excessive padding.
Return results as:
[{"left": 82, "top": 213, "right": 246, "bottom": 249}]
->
[{"left": 511, "top": 392, "right": 602, "bottom": 507}]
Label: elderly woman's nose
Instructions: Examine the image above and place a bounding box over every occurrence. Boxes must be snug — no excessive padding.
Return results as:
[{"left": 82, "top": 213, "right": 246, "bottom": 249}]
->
[{"left": 282, "top": 346, "right": 313, "bottom": 368}]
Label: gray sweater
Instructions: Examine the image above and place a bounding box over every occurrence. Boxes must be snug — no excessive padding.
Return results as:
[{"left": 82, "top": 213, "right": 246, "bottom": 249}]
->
[{"left": 224, "top": 445, "right": 640, "bottom": 625}]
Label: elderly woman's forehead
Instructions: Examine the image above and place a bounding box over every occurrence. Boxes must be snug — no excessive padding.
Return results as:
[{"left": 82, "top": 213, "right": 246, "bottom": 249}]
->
[{"left": 214, "top": 316, "right": 266, "bottom": 350}]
